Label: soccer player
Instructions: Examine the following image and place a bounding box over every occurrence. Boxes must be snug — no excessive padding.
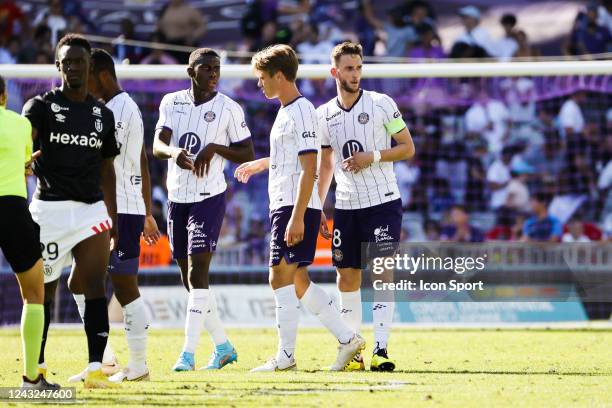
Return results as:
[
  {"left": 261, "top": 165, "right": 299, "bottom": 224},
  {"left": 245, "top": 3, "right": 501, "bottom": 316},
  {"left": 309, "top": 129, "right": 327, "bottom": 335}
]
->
[
  {"left": 316, "top": 41, "right": 415, "bottom": 371},
  {"left": 0, "top": 76, "right": 59, "bottom": 390},
  {"left": 67, "top": 48, "right": 161, "bottom": 383},
  {"left": 234, "top": 44, "right": 365, "bottom": 372},
  {"left": 22, "top": 34, "right": 121, "bottom": 389},
  {"left": 153, "top": 48, "right": 255, "bottom": 371}
]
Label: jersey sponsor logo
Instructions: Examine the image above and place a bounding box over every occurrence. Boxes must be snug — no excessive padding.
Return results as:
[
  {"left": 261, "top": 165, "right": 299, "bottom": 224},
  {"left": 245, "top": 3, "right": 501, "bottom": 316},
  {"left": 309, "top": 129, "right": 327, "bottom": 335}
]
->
[
  {"left": 373, "top": 225, "right": 394, "bottom": 243},
  {"left": 95, "top": 118, "right": 103, "bottom": 132},
  {"left": 92, "top": 106, "right": 102, "bottom": 117},
  {"left": 241, "top": 121, "right": 246, "bottom": 128},
  {"left": 358, "top": 112, "right": 369, "bottom": 124},
  {"left": 302, "top": 131, "right": 316, "bottom": 139},
  {"left": 174, "top": 101, "right": 190, "bottom": 105},
  {"left": 50, "top": 103, "right": 68, "bottom": 113},
  {"left": 204, "top": 111, "right": 216, "bottom": 122},
  {"left": 393, "top": 111, "right": 401, "bottom": 119},
  {"left": 55, "top": 113, "right": 66, "bottom": 123},
  {"left": 178, "top": 132, "right": 201, "bottom": 155},
  {"left": 326, "top": 111, "right": 341, "bottom": 121},
  {"left": 341, "top": 140, "right": 364, "bottom": 160},
  {"left": 130, "top": 175, "right": 142, "bottom": 185},
  {"left": 116, "top": 121, "right": 124, "bottom": 129},
  {"left": 50, "top": 132, "right": 103, "bottom": 149}
]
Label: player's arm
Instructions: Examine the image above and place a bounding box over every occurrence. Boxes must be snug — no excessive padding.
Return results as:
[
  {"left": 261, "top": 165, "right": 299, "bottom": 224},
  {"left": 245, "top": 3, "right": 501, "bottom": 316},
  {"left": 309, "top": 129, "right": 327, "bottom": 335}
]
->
[
  {"left": 152, "top": 127, "right": 194, "bottom": 170},
  {"left": 140, "top": 145, "right": 161, "bottom": 245},
  {"left": 100, "top": 158, "right": 118, "bottom": 248},
  {"left": 286, "top": 152, "right": 317, "bottom": 247},
  {"left": 234, "top": 157, "right": 270, "bottom": 184},
  {"left": 193, "top": 138, "right": 255, "bottom": 177},
  {"left": 317, "top": 147, "right": 334, "bottom": 239}
]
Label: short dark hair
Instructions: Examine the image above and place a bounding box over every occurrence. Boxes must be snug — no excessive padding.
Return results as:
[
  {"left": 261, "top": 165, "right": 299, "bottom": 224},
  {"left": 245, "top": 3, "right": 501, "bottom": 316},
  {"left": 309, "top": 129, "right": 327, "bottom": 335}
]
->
[
  {"left": 532, "top": 191, "right": 551, "bottom": 205},
  {"left": 91, "top": 48, "right": 117, "bottom": 79},
  {"left": 0, "top": 75, "right": 5, "bottom": 96},
  {"left": 56, "top": 33, "right": 91, "bottom": 58},
  {"left": 251, "top": 44, "right": 299, "bottom": 82},
  {"left": 188, "top": 48, "right": 220, "bottom": 67},
  {"left": 500, "top": 13, "right": 517, "bottom": 26},
  {"left": 331, "top": 41, "right": 363, "bottom": 66}
]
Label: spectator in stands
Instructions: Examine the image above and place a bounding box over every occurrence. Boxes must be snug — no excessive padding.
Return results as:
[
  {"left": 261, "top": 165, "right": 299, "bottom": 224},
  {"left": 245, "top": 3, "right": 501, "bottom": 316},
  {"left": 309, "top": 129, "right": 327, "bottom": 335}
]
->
[
  {"left": 0, "top": 0, "right": 28, "bottom": 44},
  {"left": 486, "top": 145, "right": 514, "bottom": 210},
  {"left": 522, "top": 192, "right": 562, "bottom": 242},
  {"left": 465, "top": 137, "right": 487, "bottom": 211},
  {"left": 597, "top": 0, "right": 612, "bottom": 35},
  {"left": 598, "top": 158, "right": 612, "bottom": 217},
  {"left": 440, "top": 205, "right": 484, "bottom": 242},
  {"left": 514, "top": 30, "right": 540, "bottom": 59},
  {"left": 245, "top": 214, "right": 267, "bottom": 265},
  {"left": 113, "top": 18, "right": 144, "bottom": 64},
  {"left": 565, "top": 4, "right": 611, "bottom": 56},
  {"left": 532, "top": 111, "right": 566, "bottom": 185},
  {"left": 505, "top": 78, "right": 537, "bottom": 144},
  {"left": 504, "top": 160, "right": 533, "bottom": 213},
  {"left": 140, "top": 32, "right": 178, "bottom": 65},
  {"left": 33, "top": 0, "right": 68, "bottom": 47},
  {"left": 465, "top": 90, "right": 510, "bottom": 155},
  {"left": 451, "top": 6, "right": 496, "bottom": 58},
  {"left": 486, "top": 207, "right": 516, "bottom": 241},
  {"left": 496, "top": 13, "right": 519, "bottom": 61},
  {"left": 363, "top": 4, "right": 418, "bottom": 57},
  {"left": 424, "top": 219, "right": 441, "bottom": 241},
  {"left": 0, "top": 34, "right": 18, "bottom": 63},
  {"left": 296, "top": 22, "right": 334, "bottom": 64},
  {"left": 562, "top": 217, "right": 591, "bottom": 242},
  {"left": 157, "top": 0, "right": 207, "bottom": 63},
  {"left": 395, "top": 159, "right": 420, "bottom": 209},
  {"left": 408, "top": 22, "right": 445, "bottom": 60},
  {"left": 430, "top": 177, "right": 455, "bottom": 213}
]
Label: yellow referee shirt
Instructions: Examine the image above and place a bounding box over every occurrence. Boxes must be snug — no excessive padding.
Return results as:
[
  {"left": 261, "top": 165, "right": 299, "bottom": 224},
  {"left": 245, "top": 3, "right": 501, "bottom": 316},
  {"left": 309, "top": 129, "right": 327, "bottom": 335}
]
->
[{"left": 0, "top": 106, "right": 32, "bottom": 198}]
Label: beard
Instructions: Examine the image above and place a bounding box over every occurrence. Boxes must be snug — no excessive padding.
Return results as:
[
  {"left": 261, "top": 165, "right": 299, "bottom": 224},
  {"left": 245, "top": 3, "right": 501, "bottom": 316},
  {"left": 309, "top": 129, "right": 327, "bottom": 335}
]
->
[{"left": 339, "top": 77, "right": 360, "bottom": 94}]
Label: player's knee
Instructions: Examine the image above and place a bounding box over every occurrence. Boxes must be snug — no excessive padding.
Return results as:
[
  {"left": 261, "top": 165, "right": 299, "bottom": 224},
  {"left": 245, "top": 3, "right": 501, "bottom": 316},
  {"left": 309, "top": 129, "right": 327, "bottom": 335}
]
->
[
  {"left": 293, "top": 271, "right": 311, "bottom": 298},
  {"left": 22, "top": 284, "right": 44, "bottom": 304},
  {"left": 337, "top": 269, "right": 361, "bottom": 291}
]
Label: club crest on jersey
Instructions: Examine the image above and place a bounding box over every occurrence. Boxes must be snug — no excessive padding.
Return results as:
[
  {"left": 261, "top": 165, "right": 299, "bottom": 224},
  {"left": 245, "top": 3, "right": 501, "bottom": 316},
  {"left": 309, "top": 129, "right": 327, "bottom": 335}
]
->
[
  {"left": 204, "top": 111, "right": 216, "bottom": 122},
  {"left": 341, "top": 140, "right": 364, "bottom": 160},
  {"left": 179, "top": 132, "right": 201, "bottom": 155},
  {"left": 358, "top": 112, "right": 369, "bottom": 124},
  {"left": 92, "top": 106, "right": 102, "bottom": 117},
  {"left": 333, "top": 249, "right": 343, "bottom": 262},
  {"left": 95, "top": 118, "right": 103, "bottom": 132}
]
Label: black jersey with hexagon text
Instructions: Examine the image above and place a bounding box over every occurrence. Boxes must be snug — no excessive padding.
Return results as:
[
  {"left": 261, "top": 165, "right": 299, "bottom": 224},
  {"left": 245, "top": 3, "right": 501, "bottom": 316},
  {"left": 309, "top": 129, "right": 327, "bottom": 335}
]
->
[{"left": 22, "top": 88, "right": 119, "bottom": 203}]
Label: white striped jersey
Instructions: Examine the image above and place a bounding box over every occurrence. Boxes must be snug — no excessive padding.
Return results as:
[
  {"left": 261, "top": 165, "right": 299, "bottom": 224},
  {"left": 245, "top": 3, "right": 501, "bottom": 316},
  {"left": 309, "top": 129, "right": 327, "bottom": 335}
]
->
[
  {"left": 317, "top": 89, "right": 406, "bottom": 210},
  {"left": 107, "top": 91, "right": 146, "bottom": 215},
  {"left": 155, "top": 90, "right": 251, "bottom": 203},
  {"left": 268, "top": 96, "right": 322, "bottom": 211}
]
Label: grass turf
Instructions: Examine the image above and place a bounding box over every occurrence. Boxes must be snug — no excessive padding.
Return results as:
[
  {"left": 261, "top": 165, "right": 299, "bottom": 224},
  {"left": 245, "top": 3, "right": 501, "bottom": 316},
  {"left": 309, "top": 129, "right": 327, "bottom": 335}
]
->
[{"left": 1, "top": 327, "right": 611, "bottom": 407}]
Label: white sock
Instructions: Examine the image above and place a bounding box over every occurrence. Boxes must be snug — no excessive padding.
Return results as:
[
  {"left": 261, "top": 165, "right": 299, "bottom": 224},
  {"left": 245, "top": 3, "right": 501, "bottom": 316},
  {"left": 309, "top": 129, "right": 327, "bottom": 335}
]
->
[
  {"left": 123, "top": 297, "right": 149, "bottom": 371},
  {"left": 339, "top": 290, "right": 362, "bottom": 334},
  {"left": 74, "top": 293, "right": 116, "bottom": 364},
  {"left": 273, "top": 285, "right": 300, "bottom": 362},
  {"left": 182, "top": 289, "right": 209, "bottom": 354},
  {"left": 203, "top": 290, "right": 228, "bottom": 346},
  {"left": 373, "top": 301, "right": 395, "bottom": 352},
  {"left": 88, "top": 362, "right": 101, "bottom": 372},
  {"left": 300, "top": 283, "right": 353, "bottom": 344}
]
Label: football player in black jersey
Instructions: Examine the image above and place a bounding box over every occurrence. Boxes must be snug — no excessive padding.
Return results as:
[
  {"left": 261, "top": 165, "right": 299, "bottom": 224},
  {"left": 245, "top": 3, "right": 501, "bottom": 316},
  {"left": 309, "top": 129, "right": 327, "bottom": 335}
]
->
[{"left": 22, "top": 34, "right": 121, "bottom": 389}]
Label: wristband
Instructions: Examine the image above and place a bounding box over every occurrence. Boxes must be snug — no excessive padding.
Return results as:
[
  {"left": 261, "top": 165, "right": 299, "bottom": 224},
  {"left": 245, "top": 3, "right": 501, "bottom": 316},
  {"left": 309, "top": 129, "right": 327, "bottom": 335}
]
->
[
  {"left": 170, "top": 147, "right": 182, "bottom": 160},
  {"left": 372, "top": 150, "right": 381, "bottom": 163}
]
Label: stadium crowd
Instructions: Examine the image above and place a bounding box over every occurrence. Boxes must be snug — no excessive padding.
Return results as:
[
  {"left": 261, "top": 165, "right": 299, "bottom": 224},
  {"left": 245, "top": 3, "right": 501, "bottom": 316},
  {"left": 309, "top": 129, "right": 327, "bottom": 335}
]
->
[{"left": 1, "top": 0, "right": 611, "bottom": 268}]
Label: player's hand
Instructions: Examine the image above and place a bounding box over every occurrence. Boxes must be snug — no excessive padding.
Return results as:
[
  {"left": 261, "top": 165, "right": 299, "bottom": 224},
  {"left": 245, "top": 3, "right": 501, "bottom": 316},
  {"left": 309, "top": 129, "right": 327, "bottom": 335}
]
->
[
  {"left": 172, "top": 148, "right": 195, "bottom": 171},
  {"left": 342, "top": 151, "right": 373, "bottom": 173},
  {"left": 25, "top": 150, "right": 41, "bottom": 176},
  {"left": 319, "top": 211, "right": 331, "bottom": 240},
  {"left": 143, "top": 215, "right": 161, "bottom": 245},
  {"left": 285, "top": 216, "right": 304, "bottom": 247},
  {"left": 234, "top": 159, "right": 265, "bottom": 183},
  {"left": 193, "top": 144, "right": 217, "bottom": 177}
]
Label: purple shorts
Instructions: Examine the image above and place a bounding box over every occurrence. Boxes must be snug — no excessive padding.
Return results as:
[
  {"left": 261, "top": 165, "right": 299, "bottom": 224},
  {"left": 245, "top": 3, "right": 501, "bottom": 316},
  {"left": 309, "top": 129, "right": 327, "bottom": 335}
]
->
[
  {"left": 332, "top": 199, "right": 402, "bottom": 269},
  {"left": 168, "top": 192, "right": 226, "bottom": 259},
  {"left": 269, "top": 206, "right": 321, "bottom": 268},
  {"left": 108, "top": 213, "right": 144, "bottom": 275}
]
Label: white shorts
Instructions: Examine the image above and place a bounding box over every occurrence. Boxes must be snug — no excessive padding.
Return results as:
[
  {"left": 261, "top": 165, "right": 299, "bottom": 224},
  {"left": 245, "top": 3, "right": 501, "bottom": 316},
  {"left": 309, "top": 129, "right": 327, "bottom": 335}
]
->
[{"left": 29, "top": 199, "right": 112, "bottom": 283}]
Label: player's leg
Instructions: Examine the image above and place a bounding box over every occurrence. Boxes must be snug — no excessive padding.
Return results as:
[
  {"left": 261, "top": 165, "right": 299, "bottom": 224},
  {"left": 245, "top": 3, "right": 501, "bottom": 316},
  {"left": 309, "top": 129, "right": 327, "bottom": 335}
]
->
[
  {"left": 362, "top": 199, "right": 402, "bottom": 372},
  {"left": 333, "top": 207, "right": 366, "bottom": 371},
  {"left": 71, "top": 228, "right": 118, "bottom": 389},
  {"left": 106, "top": 214, "right": 150, "bottom": 382},
  {"left": 251, "top": 207, "right": 300, "bottom": 372},
  {"left": 38, "top": 280, "right": 58, "bottom": 377}
]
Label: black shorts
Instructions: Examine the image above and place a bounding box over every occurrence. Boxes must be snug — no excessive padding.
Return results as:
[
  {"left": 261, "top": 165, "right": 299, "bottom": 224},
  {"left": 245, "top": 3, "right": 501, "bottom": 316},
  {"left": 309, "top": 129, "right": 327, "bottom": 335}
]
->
[
  {"left": 269, "top": 206, "right": 321, "bottom": 268},
  {"left": 0, "top": 196, "right": 42, "bottom": 273}
]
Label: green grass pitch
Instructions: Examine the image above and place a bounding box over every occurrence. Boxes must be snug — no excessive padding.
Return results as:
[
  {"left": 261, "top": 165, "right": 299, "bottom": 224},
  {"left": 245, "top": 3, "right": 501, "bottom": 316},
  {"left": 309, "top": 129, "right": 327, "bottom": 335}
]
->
[{"left": 1, "top": 327, "right": 611, "bottom": 407}]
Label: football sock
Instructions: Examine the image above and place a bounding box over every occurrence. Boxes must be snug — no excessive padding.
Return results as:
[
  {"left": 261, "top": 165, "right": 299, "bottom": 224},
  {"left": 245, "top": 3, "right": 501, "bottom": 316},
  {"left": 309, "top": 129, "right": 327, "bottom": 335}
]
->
[
  {"left": 182, "top": 289, "right": 209, "bottom": 354},
  {"left": 38, "top": 301, "right": 51, "bottom": 365},
  {"left": 274, "top": 284, "right": 300, "bottom": 362},
  {"left": 300, "top": 283, "right": 353, "bottom": 344},
  {"left": 74, "top": 293, "right": 116, "bottom": 364},
  {"left": 203, "top": 290, "right": 228, "bottom": 346},
  {"left": 373, "top": 301, "right": 395, "bottom": 353},
  {"left": 123, "top": 297, "right": 149, "bottom": 371},
  {"left": 339, "top": 289, "right": 362, "bottom": 334},
  {"left": 21, "top": 304, "right": 44, "bottom": 381},
  {"left": 84, "top": 298, "right": 110, "bottom": 366}
]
